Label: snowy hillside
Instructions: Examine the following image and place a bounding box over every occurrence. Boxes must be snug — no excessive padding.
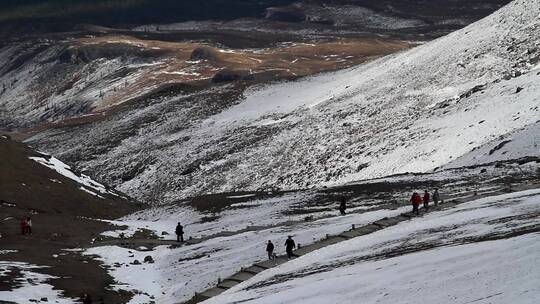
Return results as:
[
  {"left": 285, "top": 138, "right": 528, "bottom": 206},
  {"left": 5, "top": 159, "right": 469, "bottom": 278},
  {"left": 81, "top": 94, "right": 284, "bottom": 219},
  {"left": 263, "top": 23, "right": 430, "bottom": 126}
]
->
[
  {"left": 445, "top": 121, "right": 540, "bottom": 168},
  {"left": 75, "top": 164, "right": 539, "bottom": 304},
  {"left": 27, "top": 0, "right": 540, "bottom": 203},
  {"left": 204, "top": 190, "right": 540, "bottom": 304}
]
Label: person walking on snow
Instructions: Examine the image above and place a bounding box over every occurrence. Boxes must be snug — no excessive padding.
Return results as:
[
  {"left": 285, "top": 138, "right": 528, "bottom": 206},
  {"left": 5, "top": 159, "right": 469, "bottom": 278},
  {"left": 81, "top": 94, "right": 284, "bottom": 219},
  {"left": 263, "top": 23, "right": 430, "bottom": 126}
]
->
[
  {"left": 266, "top": 240, "right": 275, "bottom": 260},
  {"left": 423, "top": 190, "right": 430, "bottom": 212},
  {"left": 26, "top": 217, "right": 32, "bottom": 235},
  {"left": 20, "top": 218, "right": 27, "bottom": 235},
  {"left": 285, "top": 236, "right": 298, "bottom": 259},
  {"left": 339, "top": 198, "right": 347, "bottom": 216},
  {"left": 433, "top": 188, "right": 441, "bottom": 206},
  {"left": 411, "top": 192, "right": 421, "bottom": 215},
  {"left": 175, "top": 222, "right": 184, "bottom": 242}
]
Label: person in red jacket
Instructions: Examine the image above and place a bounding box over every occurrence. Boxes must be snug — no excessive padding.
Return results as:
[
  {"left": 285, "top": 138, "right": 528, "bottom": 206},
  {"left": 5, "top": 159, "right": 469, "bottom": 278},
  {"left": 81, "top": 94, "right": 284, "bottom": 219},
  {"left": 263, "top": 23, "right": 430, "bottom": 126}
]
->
[
  {"left": 410, "top": 192, "right": 421, "bottom": 215},
  {"left": 20, "top": 217, "right": 27, "bottom": 235},
  {"left": 423, "top": 190, "right": 431, "bottom": 212}
]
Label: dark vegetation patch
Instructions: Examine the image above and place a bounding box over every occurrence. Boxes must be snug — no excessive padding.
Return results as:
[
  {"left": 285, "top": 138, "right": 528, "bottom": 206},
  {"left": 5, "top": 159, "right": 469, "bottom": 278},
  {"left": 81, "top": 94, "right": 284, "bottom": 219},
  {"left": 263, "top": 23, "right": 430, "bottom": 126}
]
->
[
  {"left": 200, "top": 215, "right": 220, "bottom": 223},
  {"left": 190, "top": 46, "right": 220, "bottom": 62},
  {"left": 212, "top": 69, "right": 255, "bottom": 83},
  {"left": 59, "top": 43, "right": 170, "bottom": 64},
  {"left": 187, "top": 191, "right": 277, "bottom": 213},
  {"left": 131, "top": 228, "right": 160, "bottom": 240}
]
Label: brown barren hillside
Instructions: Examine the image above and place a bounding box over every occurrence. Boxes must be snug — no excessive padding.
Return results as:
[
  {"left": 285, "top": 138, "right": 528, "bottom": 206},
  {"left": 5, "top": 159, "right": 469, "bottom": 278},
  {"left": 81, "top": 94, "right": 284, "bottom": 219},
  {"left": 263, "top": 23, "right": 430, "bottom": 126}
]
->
[{"left": 0, "top": 135, "right": 141, "bottom": 302}]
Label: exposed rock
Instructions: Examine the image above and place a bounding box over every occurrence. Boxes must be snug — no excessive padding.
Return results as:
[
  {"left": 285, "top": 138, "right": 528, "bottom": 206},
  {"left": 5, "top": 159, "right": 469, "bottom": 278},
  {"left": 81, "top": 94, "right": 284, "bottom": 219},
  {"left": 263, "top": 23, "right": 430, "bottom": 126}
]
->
[
  {"left": 190, "top": 47, "right": 219, "bottom": 62},
  {"left": 489, "top": 140, "right": 512, "bottom": 155},
  {"left": 144, "top": 255, "right": 154, "bottom": 263}
]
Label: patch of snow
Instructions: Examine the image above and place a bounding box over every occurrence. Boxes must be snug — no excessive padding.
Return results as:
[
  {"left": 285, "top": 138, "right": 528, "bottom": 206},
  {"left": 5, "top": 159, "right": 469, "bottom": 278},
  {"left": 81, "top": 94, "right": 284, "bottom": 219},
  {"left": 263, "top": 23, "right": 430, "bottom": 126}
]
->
[
  {"left": 0, "top": 250, "right": 18, "bottom": 255},
  {"left": 445, "top": 121, "right": 540, "bottom": 168},
  {"left": 226, "top": 194, "right": 257, "bottom": 199},
  {"left": 29, "top": 155, "right": 116, "bottom": 197},
  {"left": 0, "top": 261, "right": 77, "bottom": 303}
]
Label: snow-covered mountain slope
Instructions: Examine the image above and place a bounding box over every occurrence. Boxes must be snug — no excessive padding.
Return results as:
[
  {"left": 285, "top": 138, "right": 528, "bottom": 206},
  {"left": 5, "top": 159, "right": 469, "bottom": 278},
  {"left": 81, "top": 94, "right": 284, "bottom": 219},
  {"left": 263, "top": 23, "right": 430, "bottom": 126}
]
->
[
  {"left": 28, "top": 0, "right": 540, "bottom": 203},
  {"left": 79, "top": 164, "right": 539, "bottom": 304},
  {"left": 205, "top": 189, "right": 540, "bottom": 304},
  {"left": 445, "top": 120, "right": 540, "bottom": 168}
]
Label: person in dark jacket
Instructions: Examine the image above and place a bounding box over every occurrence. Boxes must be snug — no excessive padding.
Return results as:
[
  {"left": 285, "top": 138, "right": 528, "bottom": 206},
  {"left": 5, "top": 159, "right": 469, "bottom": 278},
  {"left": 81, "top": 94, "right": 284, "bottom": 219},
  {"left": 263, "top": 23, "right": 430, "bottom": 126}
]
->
[
  {"left": 175, "top": 223, "right": 184, "bottom": 242},
  {"left": 423, "top": 190, "right": 430, "bottom": 212},
  {"left": 26, "top": 217, "right": 32, "bottom": 235},
  {"left": 411, "top": 192, "right": 421, "bottom": 215},
  {"left": 266, "top": 240, "right": 275, "bottom": 260},
  {"left": 339, "top": 198, "right": 347, "bottom": 215},
  {"left": 82, "top": 293, "right": 92, "bottom": 304},
  {"left": 433, "top": 188, "right": 440, "bottom": 206},
  {"left": 285, "top": 236, "right": 298, "bottom": 259}
]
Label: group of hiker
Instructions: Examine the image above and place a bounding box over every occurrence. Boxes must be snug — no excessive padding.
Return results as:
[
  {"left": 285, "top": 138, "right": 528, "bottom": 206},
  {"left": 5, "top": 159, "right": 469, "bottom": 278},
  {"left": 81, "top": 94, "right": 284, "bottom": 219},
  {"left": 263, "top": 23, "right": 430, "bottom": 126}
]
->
[
  {"left": 338, "top": 188, "right": 441, "bottom": 217},
  {"left": 171, "top": 188, "right": 442, "bottom": 261},
  {"left": 19, "top": 217, "right": 33, "bottom": 235},
  {"left": 266, "top": 235, "right": 298, "bottom": 260},
  {"left": 410, "top": 188, "right": 441, "bottom": 215},
  {"left": 262, "top": 189, "right": 441, "bottom": 260}
]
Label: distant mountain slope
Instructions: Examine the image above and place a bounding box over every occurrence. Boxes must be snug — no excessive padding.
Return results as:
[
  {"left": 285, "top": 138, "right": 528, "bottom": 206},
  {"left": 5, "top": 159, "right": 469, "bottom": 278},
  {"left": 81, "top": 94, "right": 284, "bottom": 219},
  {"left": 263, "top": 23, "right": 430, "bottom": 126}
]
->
[
  {"left": 26, "top": 0, "right": 540, "bottom": 203},
  {"left": 0, "top": 1, "right": 294, "bottom": 34},
  {"left": 0, "top": 0, "right": 510, "bottom": 39}
]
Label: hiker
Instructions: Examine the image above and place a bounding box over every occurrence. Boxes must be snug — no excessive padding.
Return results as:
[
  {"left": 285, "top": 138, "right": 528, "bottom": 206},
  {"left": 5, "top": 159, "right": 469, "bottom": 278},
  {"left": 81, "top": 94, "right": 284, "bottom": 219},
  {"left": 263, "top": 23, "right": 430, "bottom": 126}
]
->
[
  {"left": 410, "top": 192, "right": 421, "bottom": 215},
  {"left": 423, "top": 190, "right": 430, "bottom": 212},
  {"left": 82, "top": 293, "right": 92, "bottom": 304},
  {"left": 266, "top": 240, "right": 275, "bottom": 260},
  {"left": 20, "top": 217, "right": 27, "bottom": 235},
  {"left": 339, "top": 198, "right": 347, "bottom": 215},
  {"left": 26, "top": 217, "right": 32, "bottom": 235},
  {"left": 433, "top": 188, "right": 440, "bottom": 206},
  {"left": 175, "top": 222, "right": 184, "bottom": 242},
  {"left": 285, "top": 236, "right": 298, "bottom": 259}
]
